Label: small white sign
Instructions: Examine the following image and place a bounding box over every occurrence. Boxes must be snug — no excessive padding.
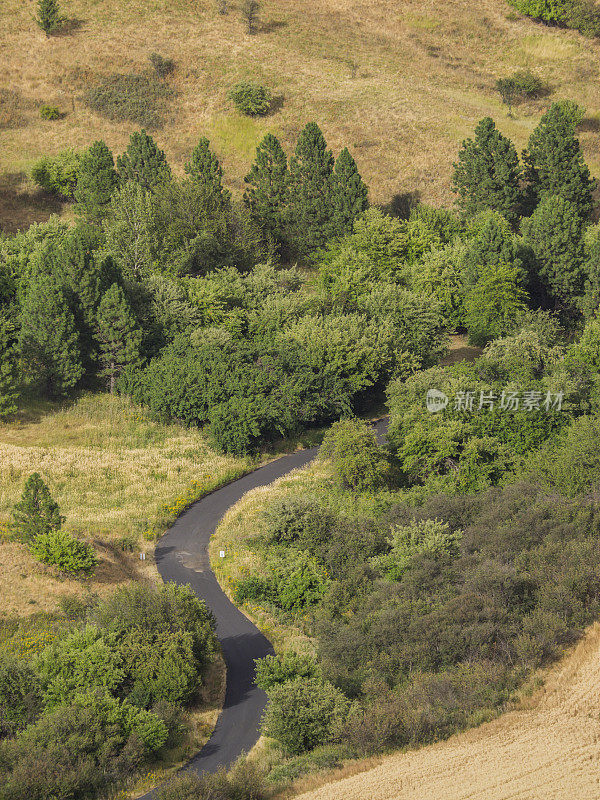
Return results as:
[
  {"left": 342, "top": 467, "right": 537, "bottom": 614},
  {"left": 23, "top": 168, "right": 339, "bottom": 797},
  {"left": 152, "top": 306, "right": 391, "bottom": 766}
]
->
[
  {"left": 219, "top": 550, "right": 226, "bottom": 558},
  {"left": 139, "top": 552, "right": 146, "bottom": 561}
]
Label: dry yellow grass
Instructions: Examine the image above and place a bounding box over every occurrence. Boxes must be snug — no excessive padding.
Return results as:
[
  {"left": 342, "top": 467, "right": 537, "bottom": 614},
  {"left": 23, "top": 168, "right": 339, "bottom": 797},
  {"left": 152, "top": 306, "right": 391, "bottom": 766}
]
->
[
  {"left": 293, "top": 624, "right": 600, "bottom": 800},
  {"left": 2, "top": 0, "right": 600, "bottom": 231},
  {"left": 0, "top": 393, "right": 248, "bottom": 615}
]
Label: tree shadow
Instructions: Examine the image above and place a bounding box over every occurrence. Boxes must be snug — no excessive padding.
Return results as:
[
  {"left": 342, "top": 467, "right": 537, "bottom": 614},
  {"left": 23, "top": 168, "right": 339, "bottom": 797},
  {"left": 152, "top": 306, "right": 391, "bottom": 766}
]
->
[
  {"left": 579, "top": 117, "right": 600, "bottom": 133},
  {"left": 266, "top": 94, "right": 285, "bottom": 116},
  {"left": 54, "top": 18, "right": 87, "bottom": 36},
  {"left": 0, "top": 172, "right": 65, "bottom": 235},
  {"left": 260, "top": 19, "right": 287, "bottom": 34},
  {"left": 380, "top": 190, "right": 421, "bottom": 219}
]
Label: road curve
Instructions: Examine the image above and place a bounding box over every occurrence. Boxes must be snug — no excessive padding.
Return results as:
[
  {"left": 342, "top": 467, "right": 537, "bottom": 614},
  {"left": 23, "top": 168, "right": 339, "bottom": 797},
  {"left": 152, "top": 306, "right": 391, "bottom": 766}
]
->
[{"left": 139, "top": 418, "right": 388, "bottom": 798}]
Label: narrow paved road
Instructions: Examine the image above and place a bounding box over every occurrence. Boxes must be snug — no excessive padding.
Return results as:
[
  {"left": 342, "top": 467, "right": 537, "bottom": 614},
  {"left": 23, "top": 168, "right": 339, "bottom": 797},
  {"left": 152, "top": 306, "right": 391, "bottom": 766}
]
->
[{"left": 139, "top": 419, "right": 388, "bottom": 798}]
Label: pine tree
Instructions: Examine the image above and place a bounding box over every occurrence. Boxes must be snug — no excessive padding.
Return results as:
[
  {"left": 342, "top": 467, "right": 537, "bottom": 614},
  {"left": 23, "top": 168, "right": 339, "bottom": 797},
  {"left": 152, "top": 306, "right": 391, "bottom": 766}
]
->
[
  {"left": 332, "top": 147, "right": 369, "bottom": 232},
  {"left": 184, "top": 138, "right": 231, "bottom": 212},
  {"left": 521, "top": 194, "right": 586, "bottom": 307},
  {"left": 0, "top": 314, "right": 20, "bottom": 419},
  {"left": 116, "top": 130, "right": 172, "bottom": 194},
  {"left": 288, "top": 122, "right": 338, "bottom": 254},
  {"left": 12, "top": 473, "right": 64, "bottom": 543},
  {"left": 74, "top": 141, "right": 118, "bottom": 224},
  {"left": 452, "top": 118, "right": 522, "bottom": 223},
  {"left": 19, "top": 274, "right": 83, "bottom": 398},
  {"left": 96, "top": 283, "right": 143, "bottom": 393},
  {"left": 460, "top": 211, "right": 522, "bottom": 286},
  {"left": 244, "top": 133, "right": 289, "bottom": 247},
  {"left": 36, "top": 0, "right": 61, "bottom": 36},
  {"left": 241, "top": 0, "right": 260, "bottom": 33},
  {"left": 523, "top": 103, "right": 595, "bottom": 218}
]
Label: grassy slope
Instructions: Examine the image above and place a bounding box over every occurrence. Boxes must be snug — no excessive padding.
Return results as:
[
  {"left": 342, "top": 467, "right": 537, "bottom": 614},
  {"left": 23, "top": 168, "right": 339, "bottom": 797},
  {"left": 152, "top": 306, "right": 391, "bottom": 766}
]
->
[
  {"left": 2, "top": 0, "right": 600, "bottom": 232},
  {"left": 0, "top": 394, "right": 248, "bottom": 616}
]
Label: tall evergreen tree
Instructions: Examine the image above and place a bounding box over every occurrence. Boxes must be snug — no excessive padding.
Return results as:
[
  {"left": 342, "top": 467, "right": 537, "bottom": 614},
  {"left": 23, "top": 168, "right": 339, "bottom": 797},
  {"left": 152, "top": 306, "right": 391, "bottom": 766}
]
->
[
  {"left": 521, "top": 194, "right": 586, "bottom": 307},
  {"left": 0, "top": 313, "right": 20, "bottom": 419},
  {"left": 96, "top": 283, "right": 143, "bottom": 393},
  {"left": 116, "top": 131, "right": 172, "bottom": 194},
  {"left": 18, "top": 274, "right": 83, "bottom": 398},
  {"left": 452, "top": 117, "right": 522, "bottom": 222},
  {"left": 74, "top": 141, "right": 118, "bottom": 224},
  {"left": 523, "top": 103, "right": 595, "bottom": 218},
  {"left": 12, "top": 473, "right": 64, "bottom": 543},
  {"left": 36, "top": 0, "right": 61, "bottom": 35},
  {"left": 332, "top": 148, "right": 369, "bottom": 232},
  {"left": 184, "top": 138, "right": 231, "bottom": 212},
  {"left": 243, "top": 133, "right": 289, "bottom": 247},
  {"left": 288, "top": 122, "right": 338, "bottom": 254},
  {"left": 460, "top": 211, "right": 522, "bottom": 286}
]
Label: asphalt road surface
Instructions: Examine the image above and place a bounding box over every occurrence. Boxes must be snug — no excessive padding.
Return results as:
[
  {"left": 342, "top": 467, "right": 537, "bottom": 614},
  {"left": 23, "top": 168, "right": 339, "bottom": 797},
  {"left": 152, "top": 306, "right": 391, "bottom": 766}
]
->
[{"left": 138, "top": 418, "right": 388, "bottom": 798}]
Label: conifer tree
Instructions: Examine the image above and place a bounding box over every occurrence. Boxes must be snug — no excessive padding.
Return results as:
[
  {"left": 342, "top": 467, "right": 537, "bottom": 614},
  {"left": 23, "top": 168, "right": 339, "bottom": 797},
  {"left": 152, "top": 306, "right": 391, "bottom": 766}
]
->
[
  {"left": 36, "top": 0, "right": 61, "bottom": 35},
  {"left": 332, "top": 147, "right": 369, "bottom": 232},
  {"left": 241, "top": 0, "right": 260, "bottom": 33},
  {"left": 0, "top": 314, "right": 20, "bottom": 419},
  {"left": 96, "top": 283, "right": 143, "bottom": 393},
  {"left": 244, "top": 133, "right": 289, "bottom": 246},
  {"left": 184, "top": 138, "right": 231, "bottom": 212},
  {"left": 452, "top": 117, "right": 522, "bottom": 223},
  {"left": 523, "top": 103, "right": 595, "bottom": 218},
  {"left": 288, "top": 122, "right": 338, "bottom": 254},
  {"left": 74, "top": 141, "right": 118, "bottom": 224},
  {"left": 19, "top": 274, "right": 83, "bottom": 398},
  {"left": 521, "top": 194, "right": 586, "bottom": 306},
  {"left": 116, "top": 130, "right": 172, "bottom": 194},
  {"left": 460, "top": 211, "right": 522, "bottom": 286},
  {"left": 12, "top": 473, "right": 64, "bottom": 543}
]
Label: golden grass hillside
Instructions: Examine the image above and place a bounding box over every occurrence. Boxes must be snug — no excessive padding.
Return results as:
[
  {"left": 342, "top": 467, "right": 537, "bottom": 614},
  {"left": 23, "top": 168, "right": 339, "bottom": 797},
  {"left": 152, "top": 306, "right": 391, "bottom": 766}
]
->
[
  {"left": 2, "top": 0, "right": 600, "bottom": 231},
  {"left": 0, "top": 394, "right": 248, "bottom": 615}
]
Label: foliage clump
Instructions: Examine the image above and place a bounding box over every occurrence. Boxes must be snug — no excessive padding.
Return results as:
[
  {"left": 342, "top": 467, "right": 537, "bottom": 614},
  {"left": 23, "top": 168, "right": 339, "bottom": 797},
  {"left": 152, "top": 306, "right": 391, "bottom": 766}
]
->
[
  {"left": 84, "top": 73, "right": 176, "bottom": 129},
  {"left": 228, "top": 82, "right": 272, "bottom": 116}
]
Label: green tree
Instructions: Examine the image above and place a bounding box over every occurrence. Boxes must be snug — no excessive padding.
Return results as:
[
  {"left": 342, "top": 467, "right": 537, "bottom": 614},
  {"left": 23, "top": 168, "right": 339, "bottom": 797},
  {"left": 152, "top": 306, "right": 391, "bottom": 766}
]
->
[
  {"left": 244, "top": 133, "right": 289, "bottom": 248},
  {"left": 30, "top": 529, "right": 97, "bottom": 575},
  {"left": 320, "top": 418, "right": 388, "bottom": 490},
  {"left": 452, "top": 117, "right": 522, "bottom": 222},
  {"left": 184, "top": 137, "right": 231, "bottom": 212},
  {"left": 263, "top": 677, "right": 349, "bottom": 754},
  {"left": 372, "top": 519, "right": 463, "bottom": 581},
  {"left": 463, "top": 260, "right": 528, "bottom": 345},
  {"left": 523, "top": 103, "right": 595, "bottom": 217},
  {"left": 12, "top": 473, "right": 64, "bottom": 544},
  {"left": 35, "top": 0, "right": 61, "bottom": 35},
  {"left": 103, "top": 180, "right": 160, "bottom": 279},
  {"left": 19, "top": 274, "right": 83, "bottom": 397},
  {"left": 74, "top": 141, "right": 118, "bottom": 224},
  {"left": 116, "top": 130, "right": 172, "bottom": 193},
  {"left": 288, "top": 122, "right": 338, "bottom": 254},
  {"left": 255, "top": 652, "right": 321, "bottom": 691},
  {"left": 521, "top": 194, "right": 586, "bottom": 306},
  {"left": 332, "top": 147, "right": 369, "bottom": 232},
  {"left": 96, "top": 283, "right": 143, "bottom": 392},
  {"left": 0, "top": 314, "right": 20, "bottom": 419}
]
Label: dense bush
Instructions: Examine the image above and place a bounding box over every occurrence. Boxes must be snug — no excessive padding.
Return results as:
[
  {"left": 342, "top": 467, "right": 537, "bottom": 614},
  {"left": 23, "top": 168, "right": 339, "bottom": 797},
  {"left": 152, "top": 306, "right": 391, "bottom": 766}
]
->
[
  {"left": 320, "top": 418, "right": 388, "bottom": 490},
  {"left": 0, "top": 656, "right": 41, "bottom": 738},
  {"left": 31, "top": 150, "right": 80, "bottom": 197},
  {"left": 228, "top": 82, "right": 272, "bottom": 116},
  {"left": 155, "top": 759, "right": 266, "bottom": 800},
  {"left": 39, "top": 104, "right": 60, "bottom": 120},
  {"left": 84, "top": 73, "right": 176, "bottom": 129},
  {"left": 255, "top": 652, "right": 322, "bottom": 691},
  {"left": 263, "top": 677, "right": 349, "bottom": 754},
  {"left": 507, "top": 0, "right": 600, "bottom": 35},
  {"left": 30, "top": 529, "right": 97, "bottom": 575}
]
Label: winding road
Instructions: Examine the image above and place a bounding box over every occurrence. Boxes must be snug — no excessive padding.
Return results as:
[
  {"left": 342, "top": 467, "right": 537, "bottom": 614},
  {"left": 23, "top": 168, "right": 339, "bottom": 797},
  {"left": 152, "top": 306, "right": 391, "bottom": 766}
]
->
[{"left": 139, "top": 419, "right": 388, "bottom": 798}]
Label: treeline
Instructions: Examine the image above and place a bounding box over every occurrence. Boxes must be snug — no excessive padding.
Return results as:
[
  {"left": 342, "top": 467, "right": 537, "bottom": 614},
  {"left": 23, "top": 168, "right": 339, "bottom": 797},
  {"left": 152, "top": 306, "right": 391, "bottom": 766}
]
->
[{"left": 2, "top": 101, "right": 599, "bottom": 454}]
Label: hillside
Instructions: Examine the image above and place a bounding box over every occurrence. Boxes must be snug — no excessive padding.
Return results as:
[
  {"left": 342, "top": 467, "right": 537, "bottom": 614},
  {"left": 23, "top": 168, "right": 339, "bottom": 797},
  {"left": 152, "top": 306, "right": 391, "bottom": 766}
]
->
[
  {"left": 294, "top": 622, "right": 600, "bottom": 800},
  {"left": 3, "top": 0, "right": 600, "bottom": 231}
]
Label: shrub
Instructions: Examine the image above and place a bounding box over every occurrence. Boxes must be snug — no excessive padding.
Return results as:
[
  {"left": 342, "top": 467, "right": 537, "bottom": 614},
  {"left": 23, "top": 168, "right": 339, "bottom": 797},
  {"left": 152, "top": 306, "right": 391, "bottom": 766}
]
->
[
  {"left": 31, "top": 150, "right": 81, "bottom": 198},
  {"left": 84, "top": 73, "right": 176, "bottom": 129},
  {"left": 39, "top": 104, "right": 60, "bottom": 120},
  {"left": 262, "top": 496, "right": 332, "bottom": 548},
  {"left": 30, "top": 529, "right": 97, "bottom": 575},
  {"left": 496, "top": 70, "right": 549, "bottom": 113},
  {"left": 372, "top": 519, "right": 463, "bottom": 581},
  {"left": 255, "top": 652, "right": 322, "bottom": 690},
  {"left": 320, "top": 418, "right": 388, "bottom": 491},
  {"left": 149, "top": 52, "right": 175, "bottom": 78},
  {"left": 12, "top": 473, "right": 64, "bottom": 544},
  {"left": 262, "top": 677, "right": 349, "bottom": 754},
  {"left": 228, "top": 82, "right": 272, "bottom": 116},
  {"left": 35, "top": 0, "right": 62, "bottom": 35},
  {"left": 272, "top": 550, "right": 329, "bottom": 611},
  {"left": 0, "top": 655, "right": 41, "bottom": 738},
  {"left": 155, "top": 758, "right": 266, "bottom": 800},
  {"left": 233, "top": 575, "right": 274, "bottom": 605},
  {"left": 35, "top": 626, "right": 124, "bottom": 708},
  {"left": 507, "top": 0, "right": 600, "bottom": 36}
]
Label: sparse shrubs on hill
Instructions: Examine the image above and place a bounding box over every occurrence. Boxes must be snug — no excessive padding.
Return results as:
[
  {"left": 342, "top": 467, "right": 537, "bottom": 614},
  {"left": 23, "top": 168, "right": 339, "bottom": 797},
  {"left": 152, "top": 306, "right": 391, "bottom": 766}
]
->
[
  {"left": 84, "top": 73, "right": 176, "bottom": 129},
  {"left": 228, "top": 82, "right": 272, "bottom": 116}
]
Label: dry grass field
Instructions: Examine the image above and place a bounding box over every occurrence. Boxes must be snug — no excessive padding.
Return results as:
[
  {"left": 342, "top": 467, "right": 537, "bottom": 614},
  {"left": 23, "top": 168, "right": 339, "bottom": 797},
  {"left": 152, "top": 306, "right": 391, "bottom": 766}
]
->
[
  {"left": 0, "top": 394, "right": 247, "bottom": 615},
  {"left": 292, "top": 620, "right": 600, "bottom": 800},
  {"left": 2, "top": 0, "right": 600, "bottom": 232}
]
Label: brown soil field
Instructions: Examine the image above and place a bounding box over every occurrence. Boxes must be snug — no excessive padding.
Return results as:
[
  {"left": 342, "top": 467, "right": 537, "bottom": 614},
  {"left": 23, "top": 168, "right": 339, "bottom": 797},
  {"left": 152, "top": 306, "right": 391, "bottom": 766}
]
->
[
  {"left": 2, "top": 0, "right": 600, "bottom": 232},
  {"left": 293, "top": 621, "right": 600, "bottom": 800}
]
